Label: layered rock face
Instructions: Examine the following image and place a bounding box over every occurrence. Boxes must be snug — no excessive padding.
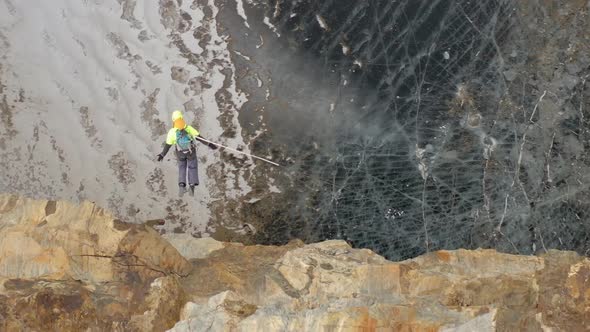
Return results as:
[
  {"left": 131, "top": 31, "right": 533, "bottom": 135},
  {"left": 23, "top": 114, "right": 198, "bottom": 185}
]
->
[
  {"left": 1, "top": 195, "right": 589, "bottom": 331},
  {"left": 0, "top": 194, "right": 191, "bottom": 331}
]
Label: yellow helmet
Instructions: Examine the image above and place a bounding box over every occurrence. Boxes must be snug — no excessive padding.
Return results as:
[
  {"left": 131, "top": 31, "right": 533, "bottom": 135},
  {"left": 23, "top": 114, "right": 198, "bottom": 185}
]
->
[
  {"left": 171, "top": 110, "right": 183, "bottom": 122},
  {"left": 171, "top": 110, "right": 186, "bottom": 129}
]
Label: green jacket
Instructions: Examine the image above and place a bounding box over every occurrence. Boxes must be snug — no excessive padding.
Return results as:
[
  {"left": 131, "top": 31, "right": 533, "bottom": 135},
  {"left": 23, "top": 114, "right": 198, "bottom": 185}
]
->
[
  {"left": 159, "top": 125, "right": 201, "bottom": 157},
  {"left": 165, "top": 126, "right": 200, "bottom": 145}
]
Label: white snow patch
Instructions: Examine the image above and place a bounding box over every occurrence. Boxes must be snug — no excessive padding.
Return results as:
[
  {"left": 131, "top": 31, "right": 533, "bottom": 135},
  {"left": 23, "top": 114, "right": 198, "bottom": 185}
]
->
[
  {"left": 415, "top": 145, "right": 428, "bottom": 180},
  {"left": 233, "top": 50, "right": 251, "bottom": 61},
  {"left": 180, "top": 30, "right": 204, "bottom": 55},
  {"left": 273, "top": 1, "right": 281, "bottom": 18},
  {"left": 341, "top": 43, "right": 350, "bottom": 55},
  {"left": 268, "top": 177, "right": 281, "bottom": 193},
  {"left": 256, "top": 35, "right": 264, "bottom": 49},
  {"left": 235, "top": 0, "right": 250, "bottom": 29},
  {"left": 316, "top": 15, "right": 328, "bottom": 31},
  {"left": 263, "top": 16, "right": 280, "bottom": 37}
]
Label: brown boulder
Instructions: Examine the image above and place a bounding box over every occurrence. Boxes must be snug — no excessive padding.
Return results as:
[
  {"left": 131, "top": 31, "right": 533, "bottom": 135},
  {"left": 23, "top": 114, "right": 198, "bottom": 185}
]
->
[
  {"left": 0, "top": 195, "right": 191, "bottom": 331},
  {"left": 0, "top": 194, "right": 191, "bottom": 282}
]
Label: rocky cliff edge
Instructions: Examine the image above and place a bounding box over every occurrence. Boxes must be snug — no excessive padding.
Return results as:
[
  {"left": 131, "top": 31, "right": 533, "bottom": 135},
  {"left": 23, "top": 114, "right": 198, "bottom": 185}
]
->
[{"left": 0, "top": 194, "right": 588, "bottom": 331}]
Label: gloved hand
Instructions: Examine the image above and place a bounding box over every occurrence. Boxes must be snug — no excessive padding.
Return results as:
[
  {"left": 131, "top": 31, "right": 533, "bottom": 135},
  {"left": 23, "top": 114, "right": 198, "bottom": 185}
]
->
[
  {"left": 208, "top": 143, "right": 218, "bottom": 150},
  {"left": 157, "top": 154, "right": 164, "bottom": 161}
]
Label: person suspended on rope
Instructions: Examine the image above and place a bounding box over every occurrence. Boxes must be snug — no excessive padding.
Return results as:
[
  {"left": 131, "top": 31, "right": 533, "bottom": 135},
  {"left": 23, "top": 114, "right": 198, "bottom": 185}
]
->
[{"left": 156, "top": 110, "right": 217, "bottom": 197}]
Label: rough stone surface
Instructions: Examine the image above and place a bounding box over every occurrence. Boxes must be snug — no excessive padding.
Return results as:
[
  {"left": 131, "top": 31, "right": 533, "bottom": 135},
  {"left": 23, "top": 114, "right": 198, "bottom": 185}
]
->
[
  {"left": 1, "top": 196, "right": 589, "bottom": 331},
  {"left": 175, "top": 242, "right": 590, "bottom": 331},
  {"left": 129, "top": 276, "right": 186, "bottom": 332},
  {"left": 168, "top": 291, "right": 255, "bottom": 332},
  {"left": 0, "top": 194, "right": 190, "bottom": 331},
  {"left": 0, "top": 194, "right": 191, "bottom": 282},
  {"left": 163, "top": 234, "right": 229, "bottom": 260}
]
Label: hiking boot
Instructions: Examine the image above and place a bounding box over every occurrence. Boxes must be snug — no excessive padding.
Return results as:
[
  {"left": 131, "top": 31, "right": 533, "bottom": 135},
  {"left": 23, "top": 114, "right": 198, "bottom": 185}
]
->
[
  {"left": 189, "top": 184, "right": 195, "bottom": 197},
  {"left": 179, "top": 183, "right": 187, "bottom": 197}
]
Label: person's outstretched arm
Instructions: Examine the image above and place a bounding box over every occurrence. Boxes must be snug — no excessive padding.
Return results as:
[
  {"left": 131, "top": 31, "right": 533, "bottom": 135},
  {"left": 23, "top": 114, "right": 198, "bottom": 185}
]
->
[
  {"left": 187, "top": 126, "right": 217, "bottom": 150},
  {"left": 195, "top": 135, "right": 218, "bottom": 149},
  {"left": 196, "top": 135, "right": 217, "bottom": 150},
  {"left": 157, "top": 143, "right": 172, "bottom": 161},
  {"left": 157, "top": 129, "right": 177, "bottom": 161}
]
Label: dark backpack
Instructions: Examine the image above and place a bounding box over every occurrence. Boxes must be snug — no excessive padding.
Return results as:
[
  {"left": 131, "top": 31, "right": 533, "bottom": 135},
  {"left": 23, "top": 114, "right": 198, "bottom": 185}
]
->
[{"left": 175, "top": 129, "right": 193, "bottom": 153}]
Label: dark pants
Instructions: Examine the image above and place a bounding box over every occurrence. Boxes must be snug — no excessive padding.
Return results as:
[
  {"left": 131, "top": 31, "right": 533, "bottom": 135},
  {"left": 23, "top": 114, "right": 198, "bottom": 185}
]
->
[{"left": 177, "top": 150, "right": 199, "bottom": 186}]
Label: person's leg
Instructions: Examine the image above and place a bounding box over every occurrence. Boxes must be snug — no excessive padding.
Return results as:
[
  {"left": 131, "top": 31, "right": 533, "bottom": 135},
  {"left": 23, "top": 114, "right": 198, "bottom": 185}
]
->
[
  {"left": 187, "top": 152, "right": 199, "bottom": 196},
  {"left": 187, "top": 152, "right": 199, "bottom": 186},
  {"left": 178, "top": 154, "right": 188, "bottom": 196}
]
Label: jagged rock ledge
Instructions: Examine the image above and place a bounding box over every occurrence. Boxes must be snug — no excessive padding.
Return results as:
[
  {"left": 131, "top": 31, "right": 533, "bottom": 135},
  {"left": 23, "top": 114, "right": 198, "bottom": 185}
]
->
[{"left": 0, "top": 194, "right": 588, "bottom": 331}]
